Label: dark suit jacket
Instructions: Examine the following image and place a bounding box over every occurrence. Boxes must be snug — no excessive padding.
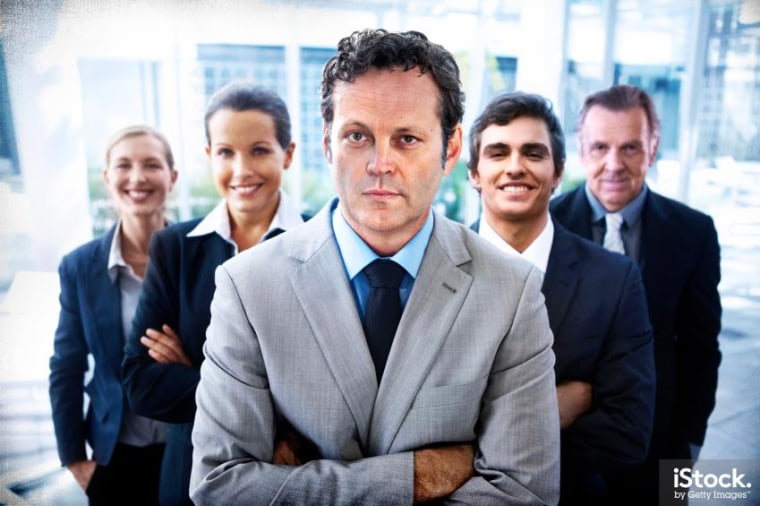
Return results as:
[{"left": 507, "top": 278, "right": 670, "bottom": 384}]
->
[
  {"left": 49, "top": 226, "right": 143, "bottom": 466},
  {"left": 550, "top": 185, "right": 722, "bottom": 458},
  {"left": 471, "top": 218, "right": 655, "bottom": 501},
  {"left": 122, "top": 218, "right": 233, "bottom": 506}
]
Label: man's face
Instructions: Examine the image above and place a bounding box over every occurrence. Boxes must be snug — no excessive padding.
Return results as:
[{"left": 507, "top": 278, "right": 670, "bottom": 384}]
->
[
  {"left": 470, "top": 116, "right": 559, "bottom": 227},
  {"left": 324, "top": 67, "right": 461, "bottom": 254},
  {"left": 578, "top": 105, "right": 658, "bottom": 212}
]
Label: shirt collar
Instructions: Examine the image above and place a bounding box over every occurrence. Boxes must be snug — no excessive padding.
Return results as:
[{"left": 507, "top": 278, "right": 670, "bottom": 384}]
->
[
  {"left": 331, "top": 200, "right": 433, "bottom": 281},
  {"left": 584, "top": 182, "right": 648, "bottom": 226},
  {"left": 187, "top": 191, "right": 303, "bottom": 251},
  {"left": 478, "top": 215, "right": 554, "bottom": 274},
  {"left": 107, "top": 220, "right": 127, "bottom": 283}
]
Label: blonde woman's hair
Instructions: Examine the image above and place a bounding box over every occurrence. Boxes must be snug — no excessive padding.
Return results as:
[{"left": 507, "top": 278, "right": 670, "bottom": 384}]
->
[{"left": 104, "top": 125, "right": 175, "bottom": 170}]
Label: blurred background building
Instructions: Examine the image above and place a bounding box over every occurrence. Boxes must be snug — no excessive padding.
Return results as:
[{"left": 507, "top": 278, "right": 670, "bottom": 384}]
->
[{"left": 1, "top": 0, "right": 758, "bottom": 504}]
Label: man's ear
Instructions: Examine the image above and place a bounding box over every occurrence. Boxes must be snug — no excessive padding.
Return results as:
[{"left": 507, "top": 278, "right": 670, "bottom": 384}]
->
[
  {"left": 442, "top": 125, "right": 463, "bottom": 176},
  {"left": 468, "top": 168, "right": 482, "bottom": 193},
  {"left": 648, "top": 135, "right": 660, "bottom": 167},
  {"left": 551, "top": 170, "right": 563, "bottom": 194},
  {"left": 322, "top": 124, "right": 332, "bottom": 163}
]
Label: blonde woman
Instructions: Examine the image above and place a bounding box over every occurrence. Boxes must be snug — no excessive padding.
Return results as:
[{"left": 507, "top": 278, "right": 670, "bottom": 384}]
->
[{"left": 49, "top": 126, "right": 178, "bottom": 505}]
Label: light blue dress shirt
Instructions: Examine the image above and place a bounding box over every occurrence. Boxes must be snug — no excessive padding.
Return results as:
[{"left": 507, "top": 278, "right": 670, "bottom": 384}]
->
[{"left": 330, "top": 200, "right": 433, "bottom": 322}]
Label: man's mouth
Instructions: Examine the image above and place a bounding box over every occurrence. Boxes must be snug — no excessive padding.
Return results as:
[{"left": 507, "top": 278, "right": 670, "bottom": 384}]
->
[
  {"left": 364, "top": 188, "right": 400, "bottom": 197},
  {"left": 497, "top": 183, "right": 533, "bottom": 193}
]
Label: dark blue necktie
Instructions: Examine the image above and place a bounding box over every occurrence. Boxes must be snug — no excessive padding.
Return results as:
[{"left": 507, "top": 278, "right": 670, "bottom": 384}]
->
[{"left": 363, "top": 259, "right": 406, "bottom": 382}]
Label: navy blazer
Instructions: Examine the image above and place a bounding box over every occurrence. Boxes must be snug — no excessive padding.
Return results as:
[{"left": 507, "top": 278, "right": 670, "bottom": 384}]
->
[
  {"left": 49, "top": 225, "right": 130, "bottom": 466},
  {"left": 122, "top": 215, "right": 301, "bottom": 505},
  {"left": 122, "top": 218, "right": 232, "bottom": 424},
  {"left": 122, "top": 218, "right": 233, "bottom": 506},
  {"left": 550, "top": 185, "right": 722, "bottom": 457},
  {"left": 471, "top": 218, "right": 655, "bottom": 500}
]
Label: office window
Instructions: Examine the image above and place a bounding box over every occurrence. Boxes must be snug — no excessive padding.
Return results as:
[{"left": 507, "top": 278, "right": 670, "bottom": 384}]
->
[
  {"left": 698, "top": 1, "right": 760, "bottom": 161},
  {"left": 0, "top": 43, "right": 19, "bottom": 177},
  {"left": 491, "top": 56, "right": 518, "bottom": 97},
  {"left": 615, "top": 64, "right": 682, "bottom": 155},
  {"left": 299, "top": 47, "right": 333, "bottom": 214},
  {"left": 197, "top": 44, "right": 287, "bottom": 100}
]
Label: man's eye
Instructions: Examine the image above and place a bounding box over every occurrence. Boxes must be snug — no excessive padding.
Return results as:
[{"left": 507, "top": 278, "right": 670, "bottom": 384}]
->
[
  {"left": 483, "top": 148, "right": 508, "bottom": 159},
  {"left": 348, "top": 132, "right": 365, "bottom": 142}
]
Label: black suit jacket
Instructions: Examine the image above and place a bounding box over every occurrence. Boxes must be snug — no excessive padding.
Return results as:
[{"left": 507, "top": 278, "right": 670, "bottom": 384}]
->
[
  {"left": 550, "top": 185, "right": 722, "bottom": 458},
  {"left": 471, "top": 218, "right": 655, "bottom": 502},
  {"left": 545, "top": 220, "right": 654, "bottom": 470},
  {"left": 122, "top": 218, "right": 233, "bottom": 505}
]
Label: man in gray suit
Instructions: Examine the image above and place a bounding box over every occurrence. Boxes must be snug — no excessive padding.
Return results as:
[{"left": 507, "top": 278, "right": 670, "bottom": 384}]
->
[{"left": 191, "top": 29, "right": 560, "bottom": 505}]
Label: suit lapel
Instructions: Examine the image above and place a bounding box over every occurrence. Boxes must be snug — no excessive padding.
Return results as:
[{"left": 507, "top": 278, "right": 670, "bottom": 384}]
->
[
  {"left": 563, "top": 187, "right": 595, "bottom": 240},
  {"left": 86, "top": 227, "right": 124, "bottom": 374},
  {"left": 286, "top": 208, "right": 377, "bottom": 449},
  {"left": 369, "top": 217, "right": 473, "bottom": 455},
  {"left": 542, "top": 223, "right": 580, "bottom": 336}
]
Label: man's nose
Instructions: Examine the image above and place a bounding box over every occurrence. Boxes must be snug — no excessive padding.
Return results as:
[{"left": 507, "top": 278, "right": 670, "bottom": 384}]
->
[
  {"left": 604, "top": 148, "right": 624, "bottom": 170},
  {"left": 366, "top": 143, "right": 396, "bottom": 175},
  {"left": 504, "top": 153, "right": 525, "bottom": 175}
]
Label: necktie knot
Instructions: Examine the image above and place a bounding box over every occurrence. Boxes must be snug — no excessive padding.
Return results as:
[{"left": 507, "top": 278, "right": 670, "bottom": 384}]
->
[
  {"left": 605, "top": 212, "right": 624, "bottom": 231},
  {"left": 364, "top": 259, "right": 406, "bottom": 289}
]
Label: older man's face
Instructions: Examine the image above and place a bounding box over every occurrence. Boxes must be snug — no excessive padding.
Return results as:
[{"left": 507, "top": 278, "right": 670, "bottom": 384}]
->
[{"left": 578, "top": 105, "right": 658, "bottom": 212}]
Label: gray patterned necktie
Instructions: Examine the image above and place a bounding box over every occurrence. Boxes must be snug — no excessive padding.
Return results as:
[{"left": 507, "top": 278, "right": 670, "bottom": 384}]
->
[{"left": 603, "top": 213, "right": 626, "bottom": 254}]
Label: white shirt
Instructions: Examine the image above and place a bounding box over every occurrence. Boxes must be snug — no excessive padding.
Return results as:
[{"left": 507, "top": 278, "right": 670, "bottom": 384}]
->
[
  {"left": 107, "top": 221, "right": 168, "bottom": 447},
  {"left": 478, "top": 216, "right": 554, "bottom": 274},
  {"left": 187, "top": 191, "right": 304, "bottom": 254}
]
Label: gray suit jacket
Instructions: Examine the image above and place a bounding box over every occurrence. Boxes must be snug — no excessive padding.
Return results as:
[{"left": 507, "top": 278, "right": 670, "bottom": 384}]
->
[{"left": 191, "top": 201, "right": 560, "bottom": 505}]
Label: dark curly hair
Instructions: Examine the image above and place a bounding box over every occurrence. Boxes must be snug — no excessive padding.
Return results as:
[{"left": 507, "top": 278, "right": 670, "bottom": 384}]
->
[{"left": 320, "top": 29, "right": 465, "bottom": 148}]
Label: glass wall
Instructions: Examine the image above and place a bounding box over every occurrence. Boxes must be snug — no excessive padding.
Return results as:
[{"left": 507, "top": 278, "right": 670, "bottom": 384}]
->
[
  {"left": 0, "top": 41, "right": 18, "bottom": 178},
  {"left": 1, "top": 1, "right": 757, "bottom": 294},
  {"left": 699, "top": 1, "right": 760, "bottom": 163},
  {"left": 562, "top": 0, "right": 759, "bottom": 205}
]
